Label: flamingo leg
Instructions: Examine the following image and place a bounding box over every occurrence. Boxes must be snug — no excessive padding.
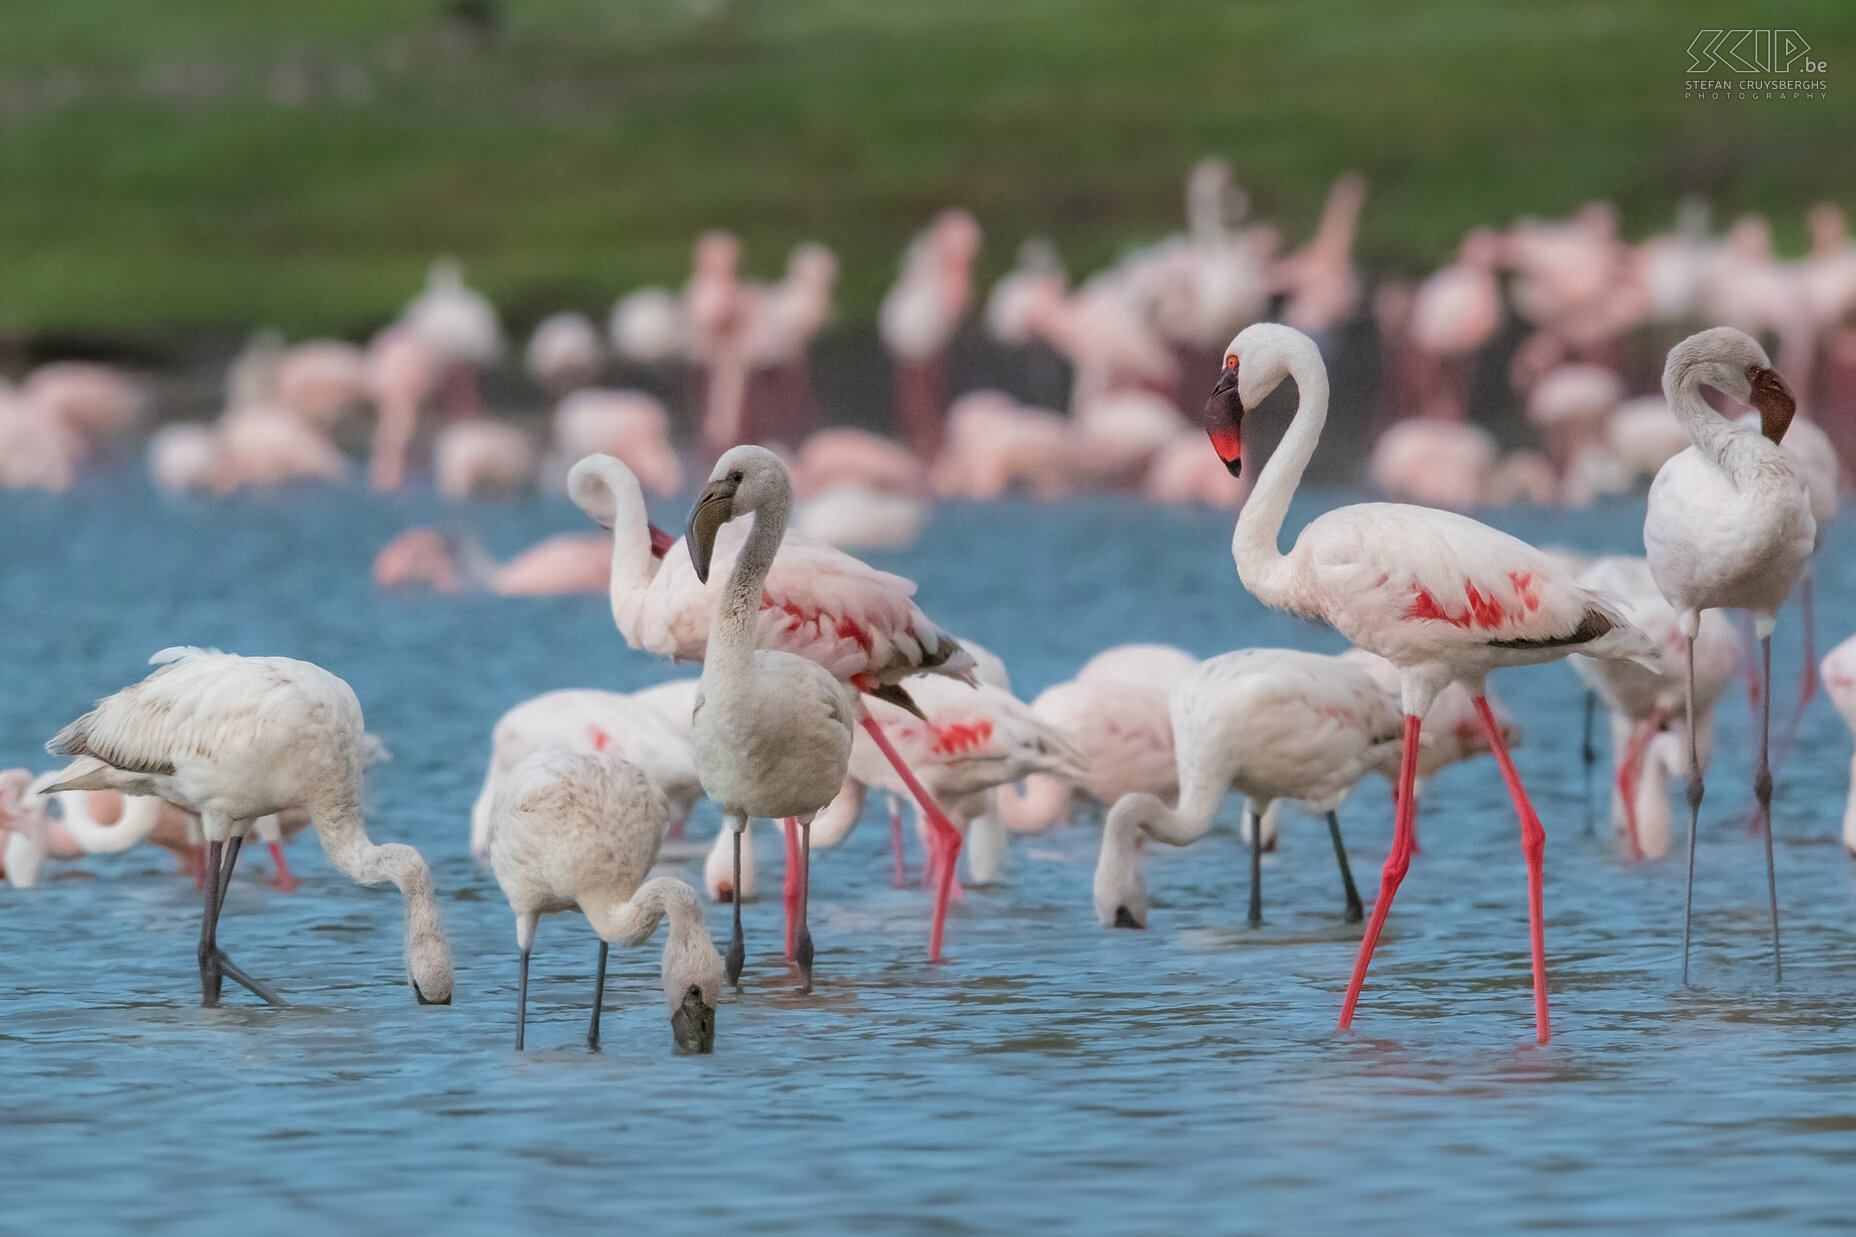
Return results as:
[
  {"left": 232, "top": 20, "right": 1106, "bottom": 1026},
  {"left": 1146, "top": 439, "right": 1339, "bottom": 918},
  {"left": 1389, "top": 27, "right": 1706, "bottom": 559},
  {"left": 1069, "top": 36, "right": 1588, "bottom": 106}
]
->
[
  {"left": 796, "top": 819, "right": 815, "bottom": 993},
  {"left": 267, "top": 840, "right": 298, "bottom": 892},
  {"left": 889, "top": 794, "right": 908, "bottom": 889},
  {"left": 1615, "top": 715, "right": 1662, "bottom": 864},
  {"left": 198, "top": 836, "right": 282, "bottom": 1008},
  {"left": 587, "top": 939, "right": 609, "bottom": 1051},
  {"left": 1473, "top": 695, "right": 1551, "bottom": 1045},
  {"left": 1327, "top": 811, "right": 1364, "bottom": 923},
  {"left": 859, "top": 713, "right": 961, "bottom": 962},
  {"left": 1755, "top": 635, "right": 1782, "bottom": 984},
  {"left": 782, "top": 818, "right": 801, "bottom": 961},
  {"left": 1682, "top": 634, "right": 1705, "bottom": 985},
  {"left": 515, "top": 948, "right": 531, "bottom": 1051},
  {"left": 1339, "top": 714, "right": 1422, "bottom": 1032},
  {"left": 1772, "top": 570, "right": 1819, "bottom": 768},
  {"left": 1580, "top": 691, "right": 1597, "bottom": 836},
  {"left": 725, "top": 816, "right": 746, "bottom": 987},
  {"left": 1246, "top": 806, "right": 1263, "bottom": 929}
]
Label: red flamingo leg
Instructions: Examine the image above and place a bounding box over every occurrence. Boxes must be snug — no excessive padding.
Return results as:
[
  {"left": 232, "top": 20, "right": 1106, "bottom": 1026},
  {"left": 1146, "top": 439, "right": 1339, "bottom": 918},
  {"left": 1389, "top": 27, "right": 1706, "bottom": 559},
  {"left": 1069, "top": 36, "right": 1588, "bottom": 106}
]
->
[
  {"left": 1474, "top": 695, "right": 1552, "bottom": 1045},
  {"left": 889, "top": 796, "right": 908, "bottom": 888},
  {"left": 1339, "top": 714, "right": 1422, "bottom": 1032},
  {"left": 859, "top": 713, "right": 960, "bottom": 962},
  {"left": 267, "top": 841, "right": 298, "bottom": 892},
  {"left": 782, "top": 818, "right": 801, "bottom": 961},
  {"left": 1615, "top": 716, "right": 1662, "bottom": 864}
]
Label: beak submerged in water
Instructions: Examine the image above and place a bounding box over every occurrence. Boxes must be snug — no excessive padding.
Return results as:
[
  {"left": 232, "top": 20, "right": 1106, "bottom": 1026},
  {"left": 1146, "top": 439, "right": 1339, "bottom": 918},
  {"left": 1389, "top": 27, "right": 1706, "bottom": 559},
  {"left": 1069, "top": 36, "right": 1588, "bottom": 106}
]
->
[
  {"left": 671, "top": 985, "right": 716, "bottom": 1054},
  {"left": 687, "top": 476, "right": 741, "bottom": 584},
  {"left": 1205, "top": 357, "right": 1244, "bottom": 478}
]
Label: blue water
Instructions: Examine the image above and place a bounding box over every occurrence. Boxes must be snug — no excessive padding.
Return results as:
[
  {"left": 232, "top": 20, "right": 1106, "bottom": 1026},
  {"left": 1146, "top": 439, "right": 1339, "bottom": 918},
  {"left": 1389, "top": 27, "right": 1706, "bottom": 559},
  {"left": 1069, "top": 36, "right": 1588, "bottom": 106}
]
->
[{"left": 3, "top": 473, "right": 1855, "bottom": 1236}]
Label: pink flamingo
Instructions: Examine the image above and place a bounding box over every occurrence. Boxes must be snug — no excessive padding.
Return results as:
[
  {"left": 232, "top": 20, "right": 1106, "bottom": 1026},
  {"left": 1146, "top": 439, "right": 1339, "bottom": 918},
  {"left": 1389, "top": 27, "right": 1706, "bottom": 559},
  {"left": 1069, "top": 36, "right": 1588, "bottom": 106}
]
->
[
  {"left": 551, "top": 389, "right": 684, "bottom": 497},
  {"left": 433, "top": 420, "right": 538, "bottom": 498},
  {"left": 373, "top": 524, "right": 673, "bottom": 597},
  {"left": 1204, "top": 322, "right": 1656, "bottom": 1043},
  {"left": 569, "top": 451, "right": 980, "bottom": 961},
  {"left": 881, "top": 210, "right": 982, "bottom": 457}
]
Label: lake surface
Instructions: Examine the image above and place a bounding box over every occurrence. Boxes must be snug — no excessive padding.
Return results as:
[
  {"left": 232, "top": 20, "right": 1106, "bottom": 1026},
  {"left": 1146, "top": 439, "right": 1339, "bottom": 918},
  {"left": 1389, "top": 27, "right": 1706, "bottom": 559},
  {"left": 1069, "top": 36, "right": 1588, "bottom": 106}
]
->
[{"left": 2, "top": 472, "right": 1853, "bottom": 1236}]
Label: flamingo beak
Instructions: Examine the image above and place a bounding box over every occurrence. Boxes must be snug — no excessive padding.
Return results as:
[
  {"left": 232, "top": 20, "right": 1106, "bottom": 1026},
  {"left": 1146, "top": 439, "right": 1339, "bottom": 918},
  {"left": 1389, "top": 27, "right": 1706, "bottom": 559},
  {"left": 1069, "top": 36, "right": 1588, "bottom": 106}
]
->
[
  {"left": 686, "top": 477, "right": 739, "bottom": 584},
  {"left": 671, "top": 985, "right": 716, "bottom": 1054},
  {"left": 1205, "top": 358, "right": 1244, "bottom": 477},
  {"left": 1747, "top": 365, "right": 1797, "bottom": 445},
  {"left": 648, "top": 524, "right": 675, "bottom": 559}
]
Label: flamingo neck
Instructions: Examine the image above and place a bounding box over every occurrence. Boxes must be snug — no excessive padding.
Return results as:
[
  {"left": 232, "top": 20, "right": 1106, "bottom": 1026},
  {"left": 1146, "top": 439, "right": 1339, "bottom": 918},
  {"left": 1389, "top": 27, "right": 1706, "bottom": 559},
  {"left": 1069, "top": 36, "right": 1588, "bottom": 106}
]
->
[
  {"left": 711, "top": 488, "right": 790, "bottom": 675},
  {"left": 600, "top": 468, "right": 660, "bottom": 638},
  {"left": 1232, "top": 339, "right": 1328, "bottom": 605},
  {"left": 311, "top": 797, "right": 453, "bottom": 1004},
  {"left": 56, "top": 792, "right": 166, "bottom": 854},
  {"left": 1664, "top": 363, "right": 1747, "bottom": 482},
  {"left": 583, "top": 876, "right": 714, "bottom": 1011}
]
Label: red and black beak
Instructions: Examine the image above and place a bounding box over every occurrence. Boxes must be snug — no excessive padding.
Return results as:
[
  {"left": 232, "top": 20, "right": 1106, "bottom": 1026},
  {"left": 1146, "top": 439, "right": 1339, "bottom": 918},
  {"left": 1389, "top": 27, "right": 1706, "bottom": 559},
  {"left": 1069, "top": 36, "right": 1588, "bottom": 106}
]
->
[
  {"left": 1204, "top": 356, "right": 1244, "bottom": 478},
  {"left": 648, "top": 524, "right": 675, "bottom": 559}
]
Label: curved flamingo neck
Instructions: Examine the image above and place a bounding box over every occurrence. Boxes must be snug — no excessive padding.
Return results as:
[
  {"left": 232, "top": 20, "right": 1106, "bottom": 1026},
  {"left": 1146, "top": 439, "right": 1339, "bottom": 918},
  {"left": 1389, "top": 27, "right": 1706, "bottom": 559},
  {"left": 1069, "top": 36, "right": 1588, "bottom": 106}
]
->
[
  {"left": 595, "top": 465, "right": 660, "bottom": 635},
  {"left": 56, "top": 792, "right": 166, "bottom": 854},
  {"left": 1232, "top": 338, "right": 1328, "bottom": 604},
  {"left": 710, "top": 481, "right": 791, "bottom": 676},
  {"left": 1664, "top": 361, "right": 1746, "bottom": 482}
]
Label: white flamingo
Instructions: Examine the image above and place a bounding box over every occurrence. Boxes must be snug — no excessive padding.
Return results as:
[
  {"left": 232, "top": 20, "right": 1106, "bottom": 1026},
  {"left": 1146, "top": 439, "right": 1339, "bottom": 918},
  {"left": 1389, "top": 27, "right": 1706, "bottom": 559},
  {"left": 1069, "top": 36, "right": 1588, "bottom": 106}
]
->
[
  {"left": 470, "top": 680, "right": 702, "bottom": 859},
  {"left": 1202, "top": 323, "right": 1656, "bottom": 1042},
  {"left": 568, "top": 450, "right": 980, "bottom": 962},
  {"left": 1644, "top": 327, "right": 1815, "bottom": 982},
  {"left": 1568, "top": 556, "right": 1738, "bottom": 861},
  {"left": 1094, "top": 648, "right": 1403, "bottom": 931},
  {"left": 1821, "top": 634, "right": 1856, "bottom": 857},
  {"left": 686, "top": 447, "right": 857, "bottom": 991},
  {"left": 42, "top": 648, "right": 453, "bottom": 1007},
  {"left": 488, "top": 749, "right": 720, "bottom": 1053}
]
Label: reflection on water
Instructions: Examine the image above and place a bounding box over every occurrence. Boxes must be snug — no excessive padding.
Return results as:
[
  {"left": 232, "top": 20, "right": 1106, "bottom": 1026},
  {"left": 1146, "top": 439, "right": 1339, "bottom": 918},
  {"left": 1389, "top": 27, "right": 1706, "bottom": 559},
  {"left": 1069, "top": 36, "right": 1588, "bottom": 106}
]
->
[{"left": 1, "top": 472, "right": 1853, "bottom": 1235}]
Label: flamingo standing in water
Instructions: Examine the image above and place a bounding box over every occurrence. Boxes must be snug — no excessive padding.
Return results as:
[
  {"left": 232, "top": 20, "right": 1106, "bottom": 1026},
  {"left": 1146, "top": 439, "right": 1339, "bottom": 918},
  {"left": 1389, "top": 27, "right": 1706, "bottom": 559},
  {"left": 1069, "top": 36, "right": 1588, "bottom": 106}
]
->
[
  {"left": 1094, "top": 648, "right": 1403, "bottom": 931},
  {"left": 1822, "top": 634, "right": 1856, "bottom": 857},
  {"left": 42, "top": 648, "right": 453, "bottom": 1007},
  {"left": 1202, "top": 323, "right": 1656, "bottom": 1042},
  {"left": 685, "top": 447, "right": 857, "bottom": 991},
  {"left": 568, "top": 451, "right": 979, "bottom": 963},
  {"left": 488, "top": 749, "right": 720, "bottom": 1053},
  {"left": 1644, "top": 327, "right": 1815, "bottom": 983}
]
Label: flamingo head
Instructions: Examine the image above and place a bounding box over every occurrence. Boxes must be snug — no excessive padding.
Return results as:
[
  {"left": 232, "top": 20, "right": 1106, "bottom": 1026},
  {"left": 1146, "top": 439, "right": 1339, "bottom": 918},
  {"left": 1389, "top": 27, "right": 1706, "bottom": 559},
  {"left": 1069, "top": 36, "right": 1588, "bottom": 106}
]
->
[
  {"left": 1205, "top": 352, "right": 1245, "bottom": 477},
  {"left": 1662, "top": 327, "right": 1793, "bottom": 443},
  {"left": 688, "top": 445, "right": 790, "bottom": 584}
]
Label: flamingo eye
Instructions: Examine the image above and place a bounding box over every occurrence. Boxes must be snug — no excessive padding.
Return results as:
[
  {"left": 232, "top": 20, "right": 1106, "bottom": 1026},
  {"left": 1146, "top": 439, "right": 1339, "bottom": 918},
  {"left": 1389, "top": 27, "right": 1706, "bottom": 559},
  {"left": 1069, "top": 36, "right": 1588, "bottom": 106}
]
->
[{"left": 1224, "top": 355, "right": 1238, "bottom": 371}]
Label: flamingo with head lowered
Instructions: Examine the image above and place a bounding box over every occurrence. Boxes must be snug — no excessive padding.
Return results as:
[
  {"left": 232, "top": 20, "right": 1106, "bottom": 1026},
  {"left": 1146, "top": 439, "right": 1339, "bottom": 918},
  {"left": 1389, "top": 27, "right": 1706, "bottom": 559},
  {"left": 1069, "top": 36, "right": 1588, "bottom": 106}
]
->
[
  {"left": 1202, "top": 323, "right": 1657, "bottom": 1043},
  {"left": 568, "top": 451, "right": 979, "bottom": 964}
]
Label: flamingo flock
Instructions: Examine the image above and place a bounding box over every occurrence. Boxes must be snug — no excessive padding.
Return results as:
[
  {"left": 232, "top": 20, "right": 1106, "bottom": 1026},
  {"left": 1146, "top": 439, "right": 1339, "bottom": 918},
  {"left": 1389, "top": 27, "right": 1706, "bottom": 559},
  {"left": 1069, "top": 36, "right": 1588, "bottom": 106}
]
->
[{"left": 3, "top": 161, "right": 1855, "bottom": 1057}]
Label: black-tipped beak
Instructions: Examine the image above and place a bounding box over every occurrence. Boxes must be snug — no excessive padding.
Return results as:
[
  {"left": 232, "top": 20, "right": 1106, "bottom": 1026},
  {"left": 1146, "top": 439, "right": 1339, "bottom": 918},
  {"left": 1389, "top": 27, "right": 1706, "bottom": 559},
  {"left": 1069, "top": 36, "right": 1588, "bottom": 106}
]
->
[
  {"left": 1112, "top": 906, "right": 1145, "bottom": 930},
  {"left": 672, "top": 986, "right": 716, "bottom": 1055},
  {"left": 686, "top": 477, "right": 739, "bottom": 584},
  {"left": 1205, "top": 361, "right": 1244, "bottom": 478}
]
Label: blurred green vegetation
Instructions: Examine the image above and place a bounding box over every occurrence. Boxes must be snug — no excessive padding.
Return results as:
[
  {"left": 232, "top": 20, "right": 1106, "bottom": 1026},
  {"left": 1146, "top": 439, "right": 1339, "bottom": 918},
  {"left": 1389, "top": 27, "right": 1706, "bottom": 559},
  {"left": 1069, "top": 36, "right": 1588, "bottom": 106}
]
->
[{"left": 0, "top": 0, "right": 1850, "bottom": 336}]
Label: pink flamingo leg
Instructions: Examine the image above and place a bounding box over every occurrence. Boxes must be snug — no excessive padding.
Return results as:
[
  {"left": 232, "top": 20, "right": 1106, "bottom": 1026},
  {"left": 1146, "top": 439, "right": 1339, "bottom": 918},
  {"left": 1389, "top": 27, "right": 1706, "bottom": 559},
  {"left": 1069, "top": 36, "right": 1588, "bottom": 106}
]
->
[
  {"left": 782, "top": 818, "right": 802, "bottom": 961},
  {"left": 1340, "top": 714, "right": 1421, "bottom": 1032},
  {"left": 267, "top": 841, "right": 298, "bottom": 892},
  {"left": 1473, "top": 695, "right": 1552, "bottom": 1044},
  {"left": 1613, "top": 710, "right": 1665, "bottom": 864},
  {"left": 859, "top": 713, "right": 961, "bottom": 962},
  {"left": 889, "top": 796, "right": 908, "bottom": 888}
]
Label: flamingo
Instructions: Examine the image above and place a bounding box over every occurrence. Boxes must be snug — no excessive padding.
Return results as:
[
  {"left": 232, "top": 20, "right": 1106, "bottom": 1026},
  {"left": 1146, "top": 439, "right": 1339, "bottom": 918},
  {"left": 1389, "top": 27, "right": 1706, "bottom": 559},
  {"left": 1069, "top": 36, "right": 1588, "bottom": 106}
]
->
[
  {"left": 470, "top": 680, "right": 702, "bottom": 859},
  {"left": 1094, "top": 648, "right": 1403, "bottom": 931},
  {"left": 792, "top": 428, "right": 925, "bottom": 499},
  {"left": 1645, "top": 328, "right": 1816, "bottom": 983},
  {"left": 1567, "top": 557, "right": 1738, "bottom": 861},
  {"left": 432, "top": 419, "right": 539, "bottom": 498},
  {"left": 373, "top": 526, "right": 670, "bottom": 597},
  {"left": 487, "top": 749, "right": 720, "bottom": 1053},
  {"left": 42, "top": 648, "right": 453, "bottom": 1007},
  {"left": 23, "top": 362, "right": 145, "bottom": 451},
  {"left": 367, "top": 322, "right": 436, "bottom": 493},
  {"left": 525, "top": 312, "right": 605, "bottom": 395},
  {"left": 0, "top": 770, "right": 82, "bottom": 887},
  {"left": 402, "top": 257, "right": 504, "bottom": 416},
  {"left": 1202, "top": 322, "right": 1657, "bottom": 1042},
  {"left": 568, "top": 451, "right": 980, "bottom": 961},
  {"left": 550, "top": 389, "right": 684, "bottom": 498},
  {"left": 1822, "top": 634, "right": 1856, "bottom": 857},
  {"left": 272, "top": 341, "right": 369, "bottom": 431},
  {"left": 30, "top": 785, "right": 309, "bottom": 890},
  {"left": 880, "top": 210, "right": 983, "bottom": 457},
  {"left": 685, "top": 447, "right": 857, "bottom": 991},
  {"left": 994, "top": 644, "right": 1198, "bottom": 833}
]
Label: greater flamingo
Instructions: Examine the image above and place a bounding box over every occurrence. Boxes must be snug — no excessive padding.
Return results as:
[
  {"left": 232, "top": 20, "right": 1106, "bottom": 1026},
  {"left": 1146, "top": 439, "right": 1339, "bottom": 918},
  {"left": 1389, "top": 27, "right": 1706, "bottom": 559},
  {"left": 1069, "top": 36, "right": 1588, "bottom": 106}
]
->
[
  {"left": 1567, "top": 557, "right": 1738, "bottom": 861},
  {"left": 568, "top": 451, "right": 980, "bottom": 961},
  {"left": 1094, "top": 648, "right": 1403, "bottom": 931},
  {"left": 43, "top": 648, "right": 453, "bottom": 1007},
  {"left": 686, "top": 447, "right": 857, "bottom": 991},
  {"left": 1644, "top": 327, "right": 1815, "bottom": 982},
  {"left": 470, "top": 681, "right": 702, "bottom": 859},
  {"left": 1822, "top": 634, "right": 1856, "bottom": 857},
  {"left": 488, "top": 749, "right": 720, "bottom": 1053},
  {"left": 1203, "top": 322, "right": 1656, "bottom": 1042}
]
